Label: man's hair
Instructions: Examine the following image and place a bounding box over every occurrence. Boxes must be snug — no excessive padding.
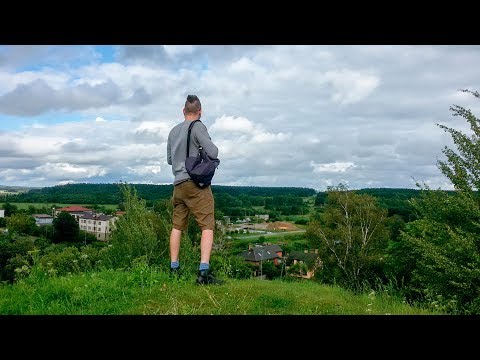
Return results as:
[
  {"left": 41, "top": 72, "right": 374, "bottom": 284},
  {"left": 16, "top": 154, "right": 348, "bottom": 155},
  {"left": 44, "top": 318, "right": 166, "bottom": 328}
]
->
[{"left": 184, "top": 94, "right": 201, "bottom": 114}]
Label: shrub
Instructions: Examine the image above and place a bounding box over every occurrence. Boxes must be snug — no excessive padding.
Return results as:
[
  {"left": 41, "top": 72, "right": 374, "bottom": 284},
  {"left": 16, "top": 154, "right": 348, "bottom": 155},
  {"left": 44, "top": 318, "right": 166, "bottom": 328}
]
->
[{"left": 101, "top": 183, "right": 169, "bottom": 269}]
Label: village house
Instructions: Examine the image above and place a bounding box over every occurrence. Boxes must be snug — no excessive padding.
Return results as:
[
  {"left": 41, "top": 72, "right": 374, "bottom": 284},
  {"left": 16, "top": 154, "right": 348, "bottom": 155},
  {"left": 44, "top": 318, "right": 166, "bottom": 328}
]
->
[
  {"left": 255, "top": 214, "right": 269, "bottom": 221},
  {"left": 0, "top": 209, "right": 4, "bottom": 218},
  {"left": 53, "top": 205, "right": 118, "bottom": 241},
  {"left": 78, "top": 213, "right": 117, "bottom": 241},
  {"left": 238, "top": 244, "right": 283, "bottom": 266},
  {"left": 32, "top": 214, "right": 53, "bottom": 226},
  {"left": 287, "top": 249, "right": 322, "bottom": 279},
  {"left": 54, "top": 206, "right": 93, "bottom": 221}
]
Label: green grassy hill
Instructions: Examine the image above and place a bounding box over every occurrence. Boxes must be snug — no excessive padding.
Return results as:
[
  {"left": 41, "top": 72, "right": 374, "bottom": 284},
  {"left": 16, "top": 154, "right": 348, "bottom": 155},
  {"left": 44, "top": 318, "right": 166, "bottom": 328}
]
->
[{"left": 0, "top": 268, "right": 438, "bottom": 315}]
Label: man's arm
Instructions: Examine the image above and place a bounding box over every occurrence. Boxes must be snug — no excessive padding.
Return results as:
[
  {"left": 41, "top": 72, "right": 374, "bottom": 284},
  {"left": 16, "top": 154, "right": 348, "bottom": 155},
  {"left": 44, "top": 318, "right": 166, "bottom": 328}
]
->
[
  {"left": 167, "top": 132, "right": 172, "bottom": 165},
  {"left": 195, "top": 123, "right": 219, "bottom": 159}
]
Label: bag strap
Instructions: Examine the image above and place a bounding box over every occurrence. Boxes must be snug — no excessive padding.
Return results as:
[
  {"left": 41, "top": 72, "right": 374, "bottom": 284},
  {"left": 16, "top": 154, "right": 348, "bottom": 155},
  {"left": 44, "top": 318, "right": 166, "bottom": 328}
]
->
[{"left": 186, "top": 119, "right": 202, "bottom": 159}]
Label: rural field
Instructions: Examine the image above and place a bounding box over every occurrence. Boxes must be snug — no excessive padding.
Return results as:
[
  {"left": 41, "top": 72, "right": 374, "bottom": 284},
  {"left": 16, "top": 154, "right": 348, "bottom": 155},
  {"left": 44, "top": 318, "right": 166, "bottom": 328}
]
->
[{"left": 5, "top": 203, "right": 119, "bottom": 211}]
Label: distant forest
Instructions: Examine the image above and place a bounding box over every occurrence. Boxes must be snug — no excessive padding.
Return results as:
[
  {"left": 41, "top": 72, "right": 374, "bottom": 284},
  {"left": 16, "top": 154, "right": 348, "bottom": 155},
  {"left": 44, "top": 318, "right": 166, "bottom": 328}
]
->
[
  {"left": 4, "top": 182, "right": 442, "bottom": 221},
  {"left": 9, "top": 183, "right": 316, "bottom": 204}
]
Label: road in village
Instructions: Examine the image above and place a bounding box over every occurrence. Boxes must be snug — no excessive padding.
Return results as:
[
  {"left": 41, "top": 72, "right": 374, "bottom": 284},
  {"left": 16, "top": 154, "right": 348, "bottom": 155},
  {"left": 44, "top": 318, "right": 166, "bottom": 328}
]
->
[{"left": 233, "top": 229, "right": 306, "bottom": 239}]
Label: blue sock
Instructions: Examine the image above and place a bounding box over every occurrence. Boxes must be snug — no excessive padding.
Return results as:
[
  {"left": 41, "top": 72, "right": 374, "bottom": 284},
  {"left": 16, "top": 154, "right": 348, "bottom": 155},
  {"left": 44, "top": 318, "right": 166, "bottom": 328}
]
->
[
  {"left": 171, "top": 261, "right": 179, "bottom": 269},
  {"left": 199, "top": 262, "right": 209, "bottom": 271}
]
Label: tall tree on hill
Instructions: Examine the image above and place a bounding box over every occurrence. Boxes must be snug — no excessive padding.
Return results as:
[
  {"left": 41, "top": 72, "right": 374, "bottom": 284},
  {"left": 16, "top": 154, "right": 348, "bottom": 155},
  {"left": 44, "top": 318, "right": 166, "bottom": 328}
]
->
[
  {"left": 307, "top": 183, "right": 389, "bottom": 290},
  {"left": 52, "top": 211, "right": 79, "bottom": 243},
  {"left": 387, "top": 89, "right": 480, "bottom": 314},
  {"left": 437, "top": 89, "right": 480, "bottom": 193}
]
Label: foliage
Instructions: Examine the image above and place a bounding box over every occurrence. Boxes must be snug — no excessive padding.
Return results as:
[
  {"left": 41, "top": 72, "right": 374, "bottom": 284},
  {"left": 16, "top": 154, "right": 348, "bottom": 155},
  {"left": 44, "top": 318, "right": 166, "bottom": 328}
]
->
[
  {"left": 35, "top": 245, "right": 103, "bottom": 277},
  {"left": 260, "top": 260, "right": 281, "bottom": 279},
  {"left": 1, "top": 202, "right": 18, "bottom": 217},
  {"left": 78, "top": 230, "right": 98, "bottom": 245},
  {"left": 307, "top": 184, "right": 389, "bottom": 290},
  {"left": 389, "top": 89, "right": 480, "bottom": 314},
  {"left": 315, "top": 188, "right": 422, "bottom": 222},
  {"left": 0, "top": 235, "right": 38, "bottom": 282},
  {"left": 294, "top": 218, "right": 309, "bottom": 225},
  {"left": 437, "top": 89, "right": 480, "bottom": 193},
  {"left": 11, "top": 182, "right": 315, "bottom": 205},
  {"left": 6, "top": 213, "right": 37, "bottom": 235},
  {"left": 101, "top": 183, "right": 169, "bottom": 269},
  {"left": 388, "top": 188, "right": 480, "bottom": 313},
  {"left": 52, "top": 211, "right": 79, "bottom": 243},
  {"left": 209, "top": 254, "right": 253, "bottom": 279},
  {"left": 288, "top": 262, "right": 309, "bottom": 277}
]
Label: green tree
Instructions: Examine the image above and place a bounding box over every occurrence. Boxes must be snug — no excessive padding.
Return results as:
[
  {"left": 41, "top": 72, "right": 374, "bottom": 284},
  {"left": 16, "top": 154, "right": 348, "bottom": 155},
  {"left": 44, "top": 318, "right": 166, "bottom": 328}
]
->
[
  {"left": 27, "top": 205, "right": 37, "bottom": 215},
  {"left": 52, "top": 211, "right": 79, "bottom": 243},
  {"left": 102, "top": 183, "right": 169, "bottom": 269},
  {"left": 6, "top": 214, "right": 37, "bottom": 235},
  {"left": 2, "top": 202, "right": 18, "bottom": 217},
  {"left": 306, "top": 184, "right": 389, "bottom": 290},
  {"left": 390, "top": 89, "right": 480, "bottom": 313},
  {"left": 437, "top": 89, "right": 480, "bottom": 193}
]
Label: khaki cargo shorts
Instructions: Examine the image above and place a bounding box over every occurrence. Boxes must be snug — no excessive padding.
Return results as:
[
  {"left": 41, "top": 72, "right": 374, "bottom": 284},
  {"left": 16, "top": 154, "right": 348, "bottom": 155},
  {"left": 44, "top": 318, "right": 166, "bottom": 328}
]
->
[{"left": 172, "top": 180, "right": 215, "bottom": 231}]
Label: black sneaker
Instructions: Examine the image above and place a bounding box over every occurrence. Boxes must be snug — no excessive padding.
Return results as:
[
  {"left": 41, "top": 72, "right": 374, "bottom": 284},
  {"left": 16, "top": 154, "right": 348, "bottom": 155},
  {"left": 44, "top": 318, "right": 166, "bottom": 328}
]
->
[
  {"left": 196, "top": 269, "right": 224, "bottom": 285},
  {"left": 170, "top": 267, "right": 181, "bottom": 277}
]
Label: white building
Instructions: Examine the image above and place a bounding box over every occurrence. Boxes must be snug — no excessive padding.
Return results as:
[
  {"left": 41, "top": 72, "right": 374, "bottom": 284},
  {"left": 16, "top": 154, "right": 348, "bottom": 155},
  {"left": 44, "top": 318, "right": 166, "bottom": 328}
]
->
[
  {"left": 255, "top": 214, "right": 269, "bottom": 221},
  {"left": 0, "top": 209, "right": 4, "bottom": 218},
  {"left": 79, "top": 213, "right": 118, "bottom": 241}
]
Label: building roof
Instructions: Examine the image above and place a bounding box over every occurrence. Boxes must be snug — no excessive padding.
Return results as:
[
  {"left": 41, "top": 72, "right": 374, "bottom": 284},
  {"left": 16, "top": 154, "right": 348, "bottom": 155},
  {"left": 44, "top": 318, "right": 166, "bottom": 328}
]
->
[
  {"left": 33, "top": 214, "right": 53, "bottom": 218},
  {"left": 289, "top": 251, "right": 321, "bottom": 267},
  {"left": 238, "top": 244, "right": 282, "bottom": 262},
  {"left": 115, "top": 211, "right": 126, "bottom": 215},
  {"left": 80, "top": 213, "right": 114, "bottom": 221},
  {"left": 56, "top": 206, "right": 92, "bottom": 212}
]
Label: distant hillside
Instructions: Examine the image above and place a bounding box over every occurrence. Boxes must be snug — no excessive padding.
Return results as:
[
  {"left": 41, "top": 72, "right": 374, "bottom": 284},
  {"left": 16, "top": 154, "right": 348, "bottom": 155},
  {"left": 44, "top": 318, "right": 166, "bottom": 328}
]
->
[
  {"left": 9, "top": 183, "right": 317, "bottom": 205},
  {"left": 0, "top": 185, "right": 40, "bottom": 193}
]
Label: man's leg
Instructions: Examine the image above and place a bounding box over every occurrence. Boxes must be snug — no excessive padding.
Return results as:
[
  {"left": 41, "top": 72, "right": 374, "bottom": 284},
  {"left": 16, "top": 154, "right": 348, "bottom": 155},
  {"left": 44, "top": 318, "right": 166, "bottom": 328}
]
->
[
  {"left": 170, "top": 228, "right": 182, "bottom": 266},
  {"left": 171, "top": 183, "right": 189, "bottom": 271},
  {"left": 197, "top": 228, "right": 223, "bottom": 284},
  {"left": 199, "top": 229, "right": 214, "bottom": 265}
]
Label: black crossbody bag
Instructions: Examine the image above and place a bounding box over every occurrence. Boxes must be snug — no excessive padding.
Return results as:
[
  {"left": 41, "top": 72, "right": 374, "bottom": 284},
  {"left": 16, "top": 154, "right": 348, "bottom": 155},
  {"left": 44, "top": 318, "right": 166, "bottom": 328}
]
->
[{"left": 185, "top": 120, "right": 220, "bottom": 188}]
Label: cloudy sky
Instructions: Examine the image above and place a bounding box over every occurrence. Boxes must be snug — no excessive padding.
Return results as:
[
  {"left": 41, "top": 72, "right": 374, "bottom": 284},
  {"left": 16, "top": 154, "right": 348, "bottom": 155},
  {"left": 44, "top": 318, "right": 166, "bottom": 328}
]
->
[{"left": 0, "top": 45, "right": 479, "bottom": 191}]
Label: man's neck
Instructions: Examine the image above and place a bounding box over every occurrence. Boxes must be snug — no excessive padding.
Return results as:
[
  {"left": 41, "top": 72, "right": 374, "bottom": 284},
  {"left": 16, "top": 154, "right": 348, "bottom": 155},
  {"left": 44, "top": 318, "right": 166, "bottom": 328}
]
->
[{"left": 185, "top": 115, "right": 200, "bottom": 121}]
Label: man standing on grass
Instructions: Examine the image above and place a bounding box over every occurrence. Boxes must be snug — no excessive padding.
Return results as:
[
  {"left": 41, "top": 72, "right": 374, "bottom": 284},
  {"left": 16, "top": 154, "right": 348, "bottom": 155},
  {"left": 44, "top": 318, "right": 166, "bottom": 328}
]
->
[{"left": 167, "top": 94, "right": 223, "bottom": 285}]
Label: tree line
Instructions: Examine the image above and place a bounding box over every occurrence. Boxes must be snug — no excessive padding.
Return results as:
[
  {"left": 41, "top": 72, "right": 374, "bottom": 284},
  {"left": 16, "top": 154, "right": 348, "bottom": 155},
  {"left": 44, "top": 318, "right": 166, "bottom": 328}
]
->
[{"left": 9, "top": 183, "right": 316, "bottom": 204}]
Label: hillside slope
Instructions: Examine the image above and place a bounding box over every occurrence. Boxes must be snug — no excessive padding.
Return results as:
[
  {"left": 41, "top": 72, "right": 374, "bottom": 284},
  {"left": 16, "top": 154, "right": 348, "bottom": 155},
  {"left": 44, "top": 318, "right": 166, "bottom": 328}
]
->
[{"left": 0, "top": 269, "right": 437, "bottom": 315}]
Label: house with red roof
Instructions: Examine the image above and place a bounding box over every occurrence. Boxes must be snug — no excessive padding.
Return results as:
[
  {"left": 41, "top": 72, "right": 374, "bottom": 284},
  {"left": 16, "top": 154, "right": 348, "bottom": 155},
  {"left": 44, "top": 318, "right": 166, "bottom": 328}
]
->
[
  {"left": 54, "top": 205, "right": 92, "bottom": 221},
  {"left": 53, "top": 205, "right": 119, "bottom": 241}
]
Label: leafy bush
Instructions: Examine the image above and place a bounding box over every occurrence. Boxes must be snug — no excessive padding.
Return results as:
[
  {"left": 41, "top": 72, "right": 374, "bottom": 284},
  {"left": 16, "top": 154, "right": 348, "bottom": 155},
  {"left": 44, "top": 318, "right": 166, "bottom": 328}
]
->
[
  {"left": 6, "top": 214, "right": 37, "bottom": 235},
  {"left": 101, "top": 183, "right": 169, "bottom": 269},
  {"left": 0, "top": 235, "right": 37, "bottom": 282},
  {"left": 37, "top": 245, "right": 103, "bottom": 277},
  {"left": 294, "top": 219, "right": 308, "bottom": 225}
]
